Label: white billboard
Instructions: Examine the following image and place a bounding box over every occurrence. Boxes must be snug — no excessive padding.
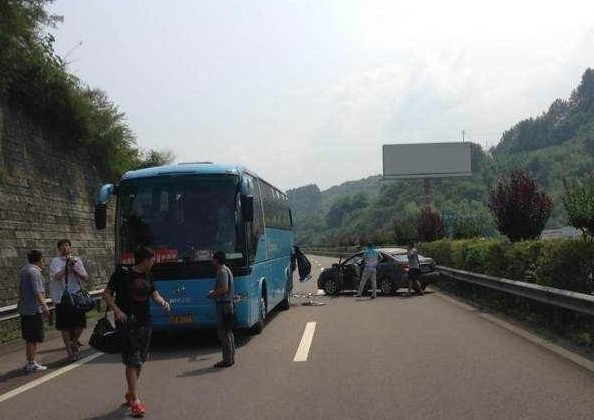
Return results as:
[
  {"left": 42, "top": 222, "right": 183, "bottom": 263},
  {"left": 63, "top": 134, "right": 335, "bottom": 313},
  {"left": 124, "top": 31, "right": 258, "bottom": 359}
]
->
[{"left": 382, "top": 142, "right": 471, "bottom": 179}]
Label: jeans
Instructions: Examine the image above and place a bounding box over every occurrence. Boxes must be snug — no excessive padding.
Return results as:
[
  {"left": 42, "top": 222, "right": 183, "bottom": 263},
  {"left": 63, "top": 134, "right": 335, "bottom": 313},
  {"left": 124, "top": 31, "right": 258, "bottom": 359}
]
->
[
  {"left": 357, "top": 268, "right": 377, "bottom": 298},
  {"left": 216, "top": 303, "right": 235, "bottom": 363}
]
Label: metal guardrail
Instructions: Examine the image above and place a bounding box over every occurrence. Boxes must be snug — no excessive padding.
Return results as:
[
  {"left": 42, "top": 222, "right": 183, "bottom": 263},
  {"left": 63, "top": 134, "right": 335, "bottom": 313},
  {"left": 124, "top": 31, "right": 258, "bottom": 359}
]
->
[
  {"left": 0, "top": 289, "right": 105, "bottom": 323},
  {"left": 437, "top": 266, "right": 594, "bottom": 317}
]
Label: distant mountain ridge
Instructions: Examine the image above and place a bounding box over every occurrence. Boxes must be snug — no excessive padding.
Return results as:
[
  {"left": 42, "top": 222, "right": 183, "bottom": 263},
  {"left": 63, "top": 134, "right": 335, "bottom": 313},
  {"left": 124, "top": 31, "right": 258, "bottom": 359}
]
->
[{"left": 288, "top": 69, "right": 594, "bottom": 247}]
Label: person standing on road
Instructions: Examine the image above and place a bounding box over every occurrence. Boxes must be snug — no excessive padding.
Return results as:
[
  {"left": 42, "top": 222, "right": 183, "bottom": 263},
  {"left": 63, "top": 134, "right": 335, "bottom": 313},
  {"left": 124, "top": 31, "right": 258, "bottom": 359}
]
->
[
  {"left": 208, "top": 251, "right": 236, "bottom": 367},
  {"left": 292, "top": 246, "right": 312, "bottom": 281},
  {"left": 103, "top": 246, "right": 170, "bottom": 418},
  {"left": 407, "top": 243, "right": 424, "bottom": 296},
  {"left": 49, "top": 239, "right": 89, "bottom": 361},
  {"left": 356, "top": 243, "right": 379, "bottom": 299},
  {"left": 17, "top": 250, "right": 50, "bottom": 373}
]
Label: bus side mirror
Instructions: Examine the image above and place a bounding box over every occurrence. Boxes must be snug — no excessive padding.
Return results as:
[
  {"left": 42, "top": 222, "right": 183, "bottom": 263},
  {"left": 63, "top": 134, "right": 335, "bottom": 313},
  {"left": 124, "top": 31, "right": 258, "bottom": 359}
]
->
[
  {"left": 95, "top": 183, "right": 116, "bottom": 230},
  {"left": 241, "top": 195, "right": 254, "bottom": 223},
  {"left": 95, "top": 203, "right": 107, "bottom": 230}
]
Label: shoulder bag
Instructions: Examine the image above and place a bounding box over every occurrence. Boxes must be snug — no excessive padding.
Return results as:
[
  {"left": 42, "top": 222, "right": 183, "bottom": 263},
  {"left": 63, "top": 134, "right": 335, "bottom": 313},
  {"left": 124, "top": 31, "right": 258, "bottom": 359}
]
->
[{"left": 60, "top": 258, "right": 95, "bottom": 313}]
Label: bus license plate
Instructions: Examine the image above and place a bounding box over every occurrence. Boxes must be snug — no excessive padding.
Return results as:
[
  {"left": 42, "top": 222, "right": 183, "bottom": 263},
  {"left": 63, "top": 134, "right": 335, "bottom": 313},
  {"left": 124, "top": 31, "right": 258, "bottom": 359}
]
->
[{"left": 170, "top": 315, "right": 194, "bottom": 325}]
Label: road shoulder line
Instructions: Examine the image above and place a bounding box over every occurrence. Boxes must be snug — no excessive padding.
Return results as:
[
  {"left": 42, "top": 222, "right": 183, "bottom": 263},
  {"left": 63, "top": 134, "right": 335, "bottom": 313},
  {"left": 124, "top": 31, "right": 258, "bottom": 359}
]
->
[
  {"left": 0, "top": 352, "right": 104, "bottom": 404},
  {"left": 436, "top": 292, "right": 594, "bottom": 373}
]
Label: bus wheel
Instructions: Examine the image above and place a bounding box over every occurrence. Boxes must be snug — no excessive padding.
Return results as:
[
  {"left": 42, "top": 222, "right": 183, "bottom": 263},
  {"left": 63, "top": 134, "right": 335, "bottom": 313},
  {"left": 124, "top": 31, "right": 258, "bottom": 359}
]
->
[
  {"left": 251, "top": 294, "right": 267, "bottom": 335},
  {"left": 279, "top": 279, "right": 292, "bottom": 311}
]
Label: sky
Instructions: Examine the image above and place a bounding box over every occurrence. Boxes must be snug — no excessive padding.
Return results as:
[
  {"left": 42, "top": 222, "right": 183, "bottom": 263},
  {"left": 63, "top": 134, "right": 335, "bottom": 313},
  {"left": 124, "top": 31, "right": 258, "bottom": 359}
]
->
[{"left": 47, "top": 0, "right": 594, "bottom": 191}]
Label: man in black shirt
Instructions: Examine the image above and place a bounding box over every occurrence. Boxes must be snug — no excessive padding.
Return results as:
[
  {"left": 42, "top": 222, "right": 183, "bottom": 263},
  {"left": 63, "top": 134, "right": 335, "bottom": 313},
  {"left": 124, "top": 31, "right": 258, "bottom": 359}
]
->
[{"left": 103, "top": 246, "right": 170, "bottom": 418}]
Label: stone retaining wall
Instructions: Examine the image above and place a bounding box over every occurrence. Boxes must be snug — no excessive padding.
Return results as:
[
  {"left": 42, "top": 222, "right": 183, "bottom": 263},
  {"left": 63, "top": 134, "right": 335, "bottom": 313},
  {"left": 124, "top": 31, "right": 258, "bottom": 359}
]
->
[{"left": 0, "top": 105, "right": 115, "bottom": 307}]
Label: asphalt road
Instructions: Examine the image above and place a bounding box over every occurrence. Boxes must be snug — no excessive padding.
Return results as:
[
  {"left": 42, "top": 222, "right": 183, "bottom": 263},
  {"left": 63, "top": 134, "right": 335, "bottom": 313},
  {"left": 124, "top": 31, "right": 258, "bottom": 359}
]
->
[{"left": 2, "top": 255, "right": 594, "bottom": 419}]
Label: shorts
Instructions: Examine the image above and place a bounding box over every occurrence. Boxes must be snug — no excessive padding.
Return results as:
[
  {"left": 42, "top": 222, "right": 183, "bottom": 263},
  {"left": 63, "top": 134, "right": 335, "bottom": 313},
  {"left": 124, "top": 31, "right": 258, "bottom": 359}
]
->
[
  {"left": 121, "top": 323, "right": 152, "bottom": 367},
  {"left": 21, "top": 313, "right": 45, "bottom": 343},
  {"left": 408, "top": 268, "right": 422, "bottom": 280},
  {"left": 55, "top": 303, "right": 87, "bottom": 330}
]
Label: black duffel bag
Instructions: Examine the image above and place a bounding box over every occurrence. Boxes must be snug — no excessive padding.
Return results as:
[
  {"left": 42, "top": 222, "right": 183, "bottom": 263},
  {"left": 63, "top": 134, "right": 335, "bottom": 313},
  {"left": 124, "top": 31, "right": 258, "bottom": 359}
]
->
[
  {"left": 89, "top": 315, "right": 124, "bottom": 353},
  {"left": 62, "top": 289, "right": 95, "bottom": 313}
]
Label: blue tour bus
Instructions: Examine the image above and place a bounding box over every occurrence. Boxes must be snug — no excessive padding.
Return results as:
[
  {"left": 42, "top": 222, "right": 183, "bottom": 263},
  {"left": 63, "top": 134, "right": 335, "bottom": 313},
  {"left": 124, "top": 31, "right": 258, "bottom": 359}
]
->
[{"left": 94, "top": 162, "right": 298, "bottom": 333}]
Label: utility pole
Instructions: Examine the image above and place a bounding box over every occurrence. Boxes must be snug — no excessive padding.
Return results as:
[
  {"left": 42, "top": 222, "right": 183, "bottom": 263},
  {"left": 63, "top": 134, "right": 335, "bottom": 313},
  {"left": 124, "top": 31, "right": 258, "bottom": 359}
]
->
[
  {"left": 64, "top": 41, "right": 83, "bottom": 62},
  {"left": 423, "top": 177, "right": 433, "bottom": 211},
  {"left": 462, "top": 130, "right": 466, "bottom": 142}
]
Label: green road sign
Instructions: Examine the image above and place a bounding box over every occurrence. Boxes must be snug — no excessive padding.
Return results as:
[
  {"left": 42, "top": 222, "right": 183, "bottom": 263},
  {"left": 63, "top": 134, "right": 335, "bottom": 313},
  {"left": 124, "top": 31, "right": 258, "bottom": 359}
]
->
[{"left": 442, "top": 211, "right": 456, "bottom": 238}]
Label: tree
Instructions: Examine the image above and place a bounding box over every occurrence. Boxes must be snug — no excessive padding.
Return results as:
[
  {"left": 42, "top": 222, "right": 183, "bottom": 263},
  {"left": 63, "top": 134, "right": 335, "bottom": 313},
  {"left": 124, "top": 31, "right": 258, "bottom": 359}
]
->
[
  {"left": 137, "top": 149, "right": 176, "bottom": 169},
  {"left": 0, "top": 0, "right": 62, "bottom": 95},
  {"left": 563, "top": 177, "right": 594, "bottom": 243},
  {"left": 326, "top": 193, "right": 369, "bottom": 228},
  {"left": 393, "top": 217, "right": 418, "bottom": 245},
  {"left": 417, "top": 208, "right": 444, "bottom": 242},
  {"left": 0, "top": 0, "right": 175, "bottom": 181},
  {"left": 453, "top": 216, "right": 483, "bottom": 239},
  {"left": 489, "top": 170, "right": 552, "bottom": 241}
]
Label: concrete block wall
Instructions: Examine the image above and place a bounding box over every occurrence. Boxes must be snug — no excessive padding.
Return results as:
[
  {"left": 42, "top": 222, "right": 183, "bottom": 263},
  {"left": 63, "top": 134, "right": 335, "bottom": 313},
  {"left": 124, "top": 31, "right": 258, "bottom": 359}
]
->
[{"left": 0, "top": 105, "right": 115, "bottom": 307}]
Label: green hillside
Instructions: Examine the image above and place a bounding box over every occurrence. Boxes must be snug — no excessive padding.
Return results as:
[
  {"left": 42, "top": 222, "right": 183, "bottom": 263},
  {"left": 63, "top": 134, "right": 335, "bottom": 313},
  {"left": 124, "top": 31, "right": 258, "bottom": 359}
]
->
[{"left": 288, "top": 69, "right": 594, "bottom": 247}]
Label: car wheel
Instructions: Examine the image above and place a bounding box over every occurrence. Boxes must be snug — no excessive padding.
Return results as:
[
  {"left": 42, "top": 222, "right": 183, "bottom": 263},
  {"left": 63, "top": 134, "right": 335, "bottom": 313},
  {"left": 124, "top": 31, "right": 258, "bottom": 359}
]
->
[
  {"left": 323, "top": 277, "right": 340, "bottom": 295},
  {"left": 379, "top": 277, "right": 393, "bottom": 295}
]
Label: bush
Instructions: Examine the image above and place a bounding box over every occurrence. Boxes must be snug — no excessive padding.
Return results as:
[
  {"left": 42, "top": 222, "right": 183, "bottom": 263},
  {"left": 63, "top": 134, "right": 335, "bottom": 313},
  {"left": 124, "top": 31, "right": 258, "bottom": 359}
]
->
[
  {"left": 534, "top": 240, "right": 594, "bottom": 293},
  {"left": 563, "top": 177, "right": 594, "bottom": 243},
  {"left": 421, "top": 237, "right": 594, "bottom": 294},
  {"left": 489, "top": 170, "right": 552, "bottom": 241}
]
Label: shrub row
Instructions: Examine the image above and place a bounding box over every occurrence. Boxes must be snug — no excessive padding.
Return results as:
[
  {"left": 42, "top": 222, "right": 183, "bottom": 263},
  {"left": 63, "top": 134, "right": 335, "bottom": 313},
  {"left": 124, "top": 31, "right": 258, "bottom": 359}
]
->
[{"left": 419, "top": 238, "right": 594, "bottom": 294}]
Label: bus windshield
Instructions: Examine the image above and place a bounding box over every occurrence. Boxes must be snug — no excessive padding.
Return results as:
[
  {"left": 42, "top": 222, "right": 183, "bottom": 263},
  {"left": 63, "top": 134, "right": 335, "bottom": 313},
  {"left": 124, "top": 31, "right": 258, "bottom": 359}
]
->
[{"left": 116, "top": 174, "right": 241, "bottom": 264}]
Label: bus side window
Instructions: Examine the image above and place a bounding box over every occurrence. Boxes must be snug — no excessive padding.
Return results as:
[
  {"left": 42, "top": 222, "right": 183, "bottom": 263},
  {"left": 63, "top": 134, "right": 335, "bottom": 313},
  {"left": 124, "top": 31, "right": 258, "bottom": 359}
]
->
[{"left": 244, "top": 174, "right": 264, "bottom": 261}]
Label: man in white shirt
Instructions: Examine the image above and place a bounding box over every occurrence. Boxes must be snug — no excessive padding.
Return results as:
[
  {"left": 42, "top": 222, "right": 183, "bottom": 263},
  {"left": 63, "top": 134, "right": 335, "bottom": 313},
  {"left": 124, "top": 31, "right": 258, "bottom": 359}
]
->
[
  {"left": 407, "top": 243, "right": 424, "bottom": 296},
  {"left": 49, "top": 239, "right": 88, "bottom": 361}
]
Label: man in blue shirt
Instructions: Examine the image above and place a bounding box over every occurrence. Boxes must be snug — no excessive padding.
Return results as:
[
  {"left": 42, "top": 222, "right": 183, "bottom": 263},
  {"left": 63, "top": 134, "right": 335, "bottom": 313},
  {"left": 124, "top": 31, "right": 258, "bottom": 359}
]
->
[{"left": 356, "top": 243, "right": 379, "bottom": 299}]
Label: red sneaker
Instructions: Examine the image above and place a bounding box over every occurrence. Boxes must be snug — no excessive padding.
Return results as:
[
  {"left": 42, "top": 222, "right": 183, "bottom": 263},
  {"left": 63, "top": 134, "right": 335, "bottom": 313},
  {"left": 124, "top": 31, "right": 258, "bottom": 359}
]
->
[
  {"left": 123, "top": 392, "right": 135, "bottom": 407},
  {"left": 130, "top": 400, "right": 146, "bottom": 418}
]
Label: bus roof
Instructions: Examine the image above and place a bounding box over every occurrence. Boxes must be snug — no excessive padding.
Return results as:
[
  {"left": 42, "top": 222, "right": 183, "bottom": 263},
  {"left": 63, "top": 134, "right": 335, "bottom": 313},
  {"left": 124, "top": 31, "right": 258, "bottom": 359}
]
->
[
  {"left": 121, "top": 162, "right": 255, "bottom": 181},
  {"left": 119, "top": 163, "right": 285, "bottom": 194}
]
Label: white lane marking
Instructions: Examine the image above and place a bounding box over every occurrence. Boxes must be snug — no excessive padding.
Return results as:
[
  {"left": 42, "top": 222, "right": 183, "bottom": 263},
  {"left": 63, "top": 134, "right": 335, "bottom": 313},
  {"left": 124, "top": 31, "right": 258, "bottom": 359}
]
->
[
  {"left": 0, "top": 351, "right": 104, "bottom": 404},
  {"left": 294, "top": 321, "right": 316, "bottom": 362}
]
